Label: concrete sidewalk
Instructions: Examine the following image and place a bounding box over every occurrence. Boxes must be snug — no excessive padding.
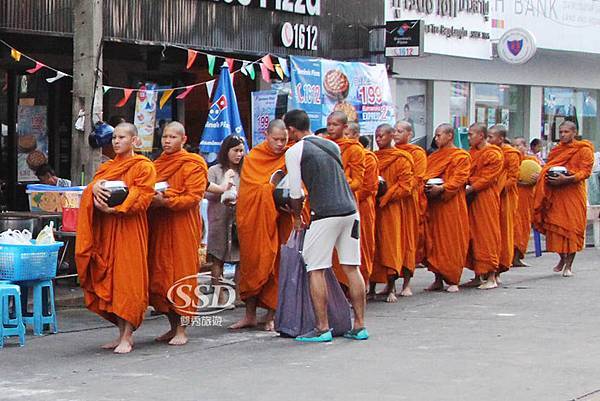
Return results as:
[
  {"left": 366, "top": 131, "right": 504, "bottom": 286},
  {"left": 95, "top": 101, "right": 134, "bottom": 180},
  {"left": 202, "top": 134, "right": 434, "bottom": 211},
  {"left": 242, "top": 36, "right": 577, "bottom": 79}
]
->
[{"left": 1, "top": 249, "right": 599, "bottom": 401}]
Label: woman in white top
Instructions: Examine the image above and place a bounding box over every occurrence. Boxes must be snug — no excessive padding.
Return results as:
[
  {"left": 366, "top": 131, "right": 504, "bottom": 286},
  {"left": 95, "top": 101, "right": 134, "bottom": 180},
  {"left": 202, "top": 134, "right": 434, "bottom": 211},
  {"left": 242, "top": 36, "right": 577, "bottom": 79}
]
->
[{"left": 206, "top": 135, "right": 245, "bottom": 305}]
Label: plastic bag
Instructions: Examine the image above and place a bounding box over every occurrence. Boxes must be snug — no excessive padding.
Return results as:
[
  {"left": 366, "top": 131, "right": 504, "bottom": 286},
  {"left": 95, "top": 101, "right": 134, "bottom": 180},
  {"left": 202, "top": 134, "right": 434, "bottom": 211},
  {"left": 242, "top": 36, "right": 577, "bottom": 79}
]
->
[
  {"left": 275, "top": 230, "right": 352, "bottom": 338},
  {"left": 36, "top": 221, "right": 55, "bottom": 244},
  {"left": 0, "top": 229, "right": 32, "bottom": 245}
]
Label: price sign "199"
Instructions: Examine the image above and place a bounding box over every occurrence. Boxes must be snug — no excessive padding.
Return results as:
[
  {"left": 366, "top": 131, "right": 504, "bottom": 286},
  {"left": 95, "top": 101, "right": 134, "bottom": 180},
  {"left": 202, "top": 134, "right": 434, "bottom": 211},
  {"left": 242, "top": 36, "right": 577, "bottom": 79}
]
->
[{"left": 279, "top": 22, "right": 318, "bottom": 51}]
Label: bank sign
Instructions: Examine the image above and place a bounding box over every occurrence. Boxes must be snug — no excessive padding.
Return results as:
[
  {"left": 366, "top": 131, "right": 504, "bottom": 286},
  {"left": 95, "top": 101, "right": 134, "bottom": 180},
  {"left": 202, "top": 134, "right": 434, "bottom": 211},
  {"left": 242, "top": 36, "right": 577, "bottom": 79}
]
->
[
  {"left": 385, "top": 0, "right": 492, "bottom": 59},
  {"left": 202, "top": 0, "right": 320, "bottom": 15}
]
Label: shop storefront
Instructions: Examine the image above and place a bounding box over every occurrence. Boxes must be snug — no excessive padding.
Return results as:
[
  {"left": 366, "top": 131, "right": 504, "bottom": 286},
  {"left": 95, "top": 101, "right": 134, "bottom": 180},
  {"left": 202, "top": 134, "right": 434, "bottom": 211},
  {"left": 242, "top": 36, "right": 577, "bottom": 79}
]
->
[
  {"left": 385, "top": 0, "right": 600, "bottom": 151},
  {"left": 0, "top": 0, "right": 383, "bottom": 210}
]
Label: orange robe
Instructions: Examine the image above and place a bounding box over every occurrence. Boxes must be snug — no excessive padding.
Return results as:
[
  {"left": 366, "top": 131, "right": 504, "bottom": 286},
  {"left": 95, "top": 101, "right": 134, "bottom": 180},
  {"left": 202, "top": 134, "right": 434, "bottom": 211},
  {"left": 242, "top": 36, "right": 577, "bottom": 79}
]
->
[
  {"left": 329, "top": 136, "right": 365, "bottom": 197},
  {"left": 329, "top": 137, "right": 365, "bottom": 286},
  {"left": 371, "top": 148, "right": 417, "bottom": 283},
  {"left": 148, "top": 150, "right": 207, "bottom": 316},
  {"left": 514, "top": 155, "right": 540, "bottom": 258},
  {"left": 467, "top": 145, "right": 503, "bottom": 276},
  {"left": 424, "top": 147, "right": 471, "bottom": 285},
  {"left": 237, "top": 141, "right": 293, "bottom": 310},
  {"left": 498, "top": 144, "right": 521, "bottom": 271},
  {"left": 397, "top": 143, "right": 427, "bottom": 264},
  {"left": 533, "top": 140, "right": 595, "bottom": 253},
  {"left": 75, "top": 154, "right": 156, "bottom": 329},
  {"left": 356, "top": 150, "right": 379, "bottom": 285}
]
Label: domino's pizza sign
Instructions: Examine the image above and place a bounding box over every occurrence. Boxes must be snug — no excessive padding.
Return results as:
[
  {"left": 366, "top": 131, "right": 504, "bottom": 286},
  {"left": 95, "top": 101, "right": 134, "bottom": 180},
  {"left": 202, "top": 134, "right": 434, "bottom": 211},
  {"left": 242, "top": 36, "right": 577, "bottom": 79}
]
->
[{"left": 497, "top": 28, "right": 537, "bottom": 65}]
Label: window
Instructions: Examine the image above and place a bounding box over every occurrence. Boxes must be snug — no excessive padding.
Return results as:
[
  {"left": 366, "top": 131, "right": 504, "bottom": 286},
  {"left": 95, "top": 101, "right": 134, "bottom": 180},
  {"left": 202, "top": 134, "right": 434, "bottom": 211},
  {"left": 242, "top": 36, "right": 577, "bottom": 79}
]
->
[
  {"left": 473, "top": 84, "right": 525, "bottom": 136},
  {"left": 392, "top": 79, "right": 427, "bottom": 140}
]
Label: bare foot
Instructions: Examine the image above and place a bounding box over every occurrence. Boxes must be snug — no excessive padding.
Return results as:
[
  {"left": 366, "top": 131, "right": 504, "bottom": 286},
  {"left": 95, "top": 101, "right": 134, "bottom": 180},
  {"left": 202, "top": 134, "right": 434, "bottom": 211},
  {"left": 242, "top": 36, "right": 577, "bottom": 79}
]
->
[
  {"left": 496, "top": 275, "right": 503, "bottom": 285},
  {"left": 478, "top": 280, "right": 498, "bottom": 290},
  {"left": 562, "top": 269, "right": 573, "bottom": 277},
  {"left": 425, "top": 282, "right": 444, "bottom": 292},
  {"left": 101, "top": 339, "right": 120, "bottom": 349},
  {"left": 446, "top": 285, "right": 459, "bottom": 293},
  {"left": 366, "top": 292, "right": 375, "bottom": 301},
  {"left": 461, "top": 277, "right": 483, "bottom": 288},
  {"left": 399, "top": 287, "right": 413, "bottom": 297},
  {"left": 155, "top": 330, "right": 176, "bottom": 343},
  {"left": 386, "top": 292, "right": 398, "bottom": 303},
  {"left": 113, "top": 338, "right": 133, "bottom": 354},
  {"left": 229, "top": 316, "right": 257, "bottom": 330},
  {"left": 263, "top": 320, "right": 275, "bottom": 332},
  {"left": 553, "top": 262, "right": 565, "bottom": 272},
  {"left": 168, "top": 332, "right": 189, "bottom": 346}
]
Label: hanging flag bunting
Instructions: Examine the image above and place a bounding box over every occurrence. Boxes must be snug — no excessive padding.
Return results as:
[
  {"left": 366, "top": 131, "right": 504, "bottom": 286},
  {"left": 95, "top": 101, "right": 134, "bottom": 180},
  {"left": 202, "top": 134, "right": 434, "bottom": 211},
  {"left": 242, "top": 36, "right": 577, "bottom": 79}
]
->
[
  {"left": 103, "top": 86, "right": 112, "bottom": 94},
  {"left": 176, "top": 85, "right": 195, "bottom": 99},
  {"left": 278, "top": 57, "right": 289, "bottom": 77},
  {"left": 186, "top": 50, "right": 198, "bottom": 69},
  {"left": 259, "top": 64, "right": 271, "bottom": 83},
  {"left": 206, "top": 80, "right": 215, "bottom": 98},
  {"left": 246, "top": 64, "right": 256, "bottom": 80},
  {"left": 240, "top": 62, "right": 249, "bottom": 76},
  {"left": 225, "top": 58, "right": 234, "bottom": 71},
  {"left": 159, "top": 89, "right": 174, "bottom": 109},
  {"left": 46, "top": 71, "right": 67, "bottom": 83},
  {"left": 115, "top": 89, "right": 134, "bottom": 107},
  {"left": 200, "top": 65, "right": 247, "bottom": 156},
  {"left": 275, "top": 64, "right": 284, "bottom": 80},
  {"left": 230, "top": 73, "right": 235, "bottom": 85},
  {"left": 10, "top": 49, "right": 22, "bottom": 61},
  {"left": 261, "top": 54, "right": 275, "bottom": 72},
  {"left": 207, "top": 54, "right": 216, "bottom": 76},
  {"left": 26, "top": 62, "right": 44, "bottom": 74}
]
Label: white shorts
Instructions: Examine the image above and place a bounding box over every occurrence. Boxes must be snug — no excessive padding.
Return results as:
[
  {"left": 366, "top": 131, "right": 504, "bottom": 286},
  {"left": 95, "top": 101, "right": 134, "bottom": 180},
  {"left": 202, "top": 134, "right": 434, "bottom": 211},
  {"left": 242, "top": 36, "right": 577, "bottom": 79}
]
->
[{"left": 303, "top": 212, "right": 361, "bottom": 272}]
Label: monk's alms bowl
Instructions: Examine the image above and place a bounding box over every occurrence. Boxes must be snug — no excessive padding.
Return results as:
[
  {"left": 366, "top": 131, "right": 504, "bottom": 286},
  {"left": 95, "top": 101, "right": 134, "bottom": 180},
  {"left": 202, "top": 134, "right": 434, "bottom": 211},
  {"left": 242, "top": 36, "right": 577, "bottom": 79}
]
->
[
  {"left": 426, "top": 178, "right": 444, "bottom": 186},
  {"left": 103, "top": 181, "right": 129, "bottom": 207},
  {"left": 547, "top": 166, "right": 568, "bottom": 178}
]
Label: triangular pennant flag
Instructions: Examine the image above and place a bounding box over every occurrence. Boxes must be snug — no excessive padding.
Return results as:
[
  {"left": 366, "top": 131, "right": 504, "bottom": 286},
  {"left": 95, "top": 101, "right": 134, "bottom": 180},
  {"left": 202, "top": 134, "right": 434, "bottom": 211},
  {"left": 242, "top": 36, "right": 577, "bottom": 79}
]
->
[
  {"left": 206, "top": 80, "right": 215, "bottom": 98},
  {"left": 159, "top": 89, "right": 174, "bottom": 109},
  {"left": 103, "top": 86, "right": 112, "bottom": 94},
  {"left": 240, "top": 62, "right": 249, "bottom": 76},
  {"left": 259, "top": 63, "right": 271, "bottom": 83},
  {"left": 246, "top": 64, "right": 256, "bottom": 80},
  {"left": 207, "top": 54, "right": 216, "bottom": 76},
  {"left": 278, "top": 57, "right": 289, "bottom": 77},
  {"left": 225, "top": 58, "right": 234, "bottom": 71},
  {"left": 261, "top": 54, "right": 275, "bottom": 72},
  {"left": 115, "top": 88, "right": 134, "bottom": 107},
  {"left": 176, "top": 85, "right": 194, "bottom": 100},
  {"left": 46, "top": 71, "right": 67, "bottom": 83},
  {"left": 186, "top": 50, "right": 198, "bottom": 69},
  {"left": 10, "top": 49, "right": 21, "bottom": 62},
  {"left": 26, "top": 62, "right": 44, "bottom": 74},
  {"left": 275, "top": 64, "right": 284, "bottom": 80}
]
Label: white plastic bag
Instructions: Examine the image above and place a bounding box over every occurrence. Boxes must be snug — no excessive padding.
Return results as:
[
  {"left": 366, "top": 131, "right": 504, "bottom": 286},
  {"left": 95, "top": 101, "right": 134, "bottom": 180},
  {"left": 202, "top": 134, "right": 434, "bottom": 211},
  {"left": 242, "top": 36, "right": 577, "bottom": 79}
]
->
[
  {"left": 36, "top": 221, "right": 56, "bottom": 244},
  {"left": 0, "top": 229, "right": 32, "bottom": 245}
]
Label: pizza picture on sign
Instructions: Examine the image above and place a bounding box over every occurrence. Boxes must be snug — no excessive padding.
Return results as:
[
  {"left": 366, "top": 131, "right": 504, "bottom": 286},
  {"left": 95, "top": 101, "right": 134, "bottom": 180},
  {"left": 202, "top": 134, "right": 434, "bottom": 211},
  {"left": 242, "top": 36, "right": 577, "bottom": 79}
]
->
[{"left": 323, "top": 69, "right": 357, "bottom": 122}]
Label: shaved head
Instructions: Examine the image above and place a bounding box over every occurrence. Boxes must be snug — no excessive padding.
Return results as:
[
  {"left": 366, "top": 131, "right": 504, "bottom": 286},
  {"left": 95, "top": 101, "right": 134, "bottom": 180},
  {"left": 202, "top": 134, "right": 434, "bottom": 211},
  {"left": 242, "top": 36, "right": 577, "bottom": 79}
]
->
[
  {"left": 164, "top": 121, "right": 186, "bottom": 136},
  {"left": 115, "top": 122, "right": 138, "bottom": 137}
]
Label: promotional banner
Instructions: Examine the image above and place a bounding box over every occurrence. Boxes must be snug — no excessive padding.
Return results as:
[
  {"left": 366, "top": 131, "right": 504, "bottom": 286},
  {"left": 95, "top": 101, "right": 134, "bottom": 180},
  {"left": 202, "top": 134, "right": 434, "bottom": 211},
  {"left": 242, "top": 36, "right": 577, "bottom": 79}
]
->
[
  {"left": 290, "top": 56, "right": 395, "bottom": 134},
  {"left": 17, "top": 105, "right": 48, "bottom": 182},
  {"left": 134, "top": 83, "right": 158, "bottom": 153},
  {"left": 200, "top": 65, "right": 247, "bottom": 159},
  {"left": 251, "top": 90, "right": 278, "bottom": 147}
]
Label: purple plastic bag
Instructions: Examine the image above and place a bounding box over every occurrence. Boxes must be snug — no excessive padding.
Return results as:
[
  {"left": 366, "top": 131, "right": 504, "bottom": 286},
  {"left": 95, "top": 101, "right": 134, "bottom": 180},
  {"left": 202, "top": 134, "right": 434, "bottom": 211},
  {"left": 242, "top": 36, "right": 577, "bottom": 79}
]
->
[{"left": 275, "top": 230, "right": 352, "bottom": 338}]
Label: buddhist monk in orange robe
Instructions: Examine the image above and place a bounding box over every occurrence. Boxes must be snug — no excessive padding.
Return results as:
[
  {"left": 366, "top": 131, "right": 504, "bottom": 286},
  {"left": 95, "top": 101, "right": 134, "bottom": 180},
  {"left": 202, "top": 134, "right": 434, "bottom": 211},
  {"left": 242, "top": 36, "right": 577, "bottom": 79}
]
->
[
  {"left": 147, "top": 122, "right": 208, "bottom": 346},
  {"left": 231, "top": 120, "right": 292, "bottom": 331},
  {"left": 513, "top": 137, "right": 541, "bottom": 267},
  {"left": 76, "top": 123, "right": 156, "bottom": 354},
  {"left": 488, "top": 125, "right": 521, "bottom": 276},
  {"left": 424, "top": 124, "right": 471, "bottom": 293},
  {"left": 370, "top": 124, "right": 417, "bottom": 302},
  {"left": 326, "top": 111, "right": 365, "bottom": 287},
  {"left": 533, "top": 121, "right": 595, "bottom": 276},
  {"left": 464, "top": 123, "right": 504, "bottom": 290},
  {"left": 345, "top": 123, "right": 378, "bottom": 286},
  {"left": 394, "top": 121, "right": 428, "bottom": 265}
]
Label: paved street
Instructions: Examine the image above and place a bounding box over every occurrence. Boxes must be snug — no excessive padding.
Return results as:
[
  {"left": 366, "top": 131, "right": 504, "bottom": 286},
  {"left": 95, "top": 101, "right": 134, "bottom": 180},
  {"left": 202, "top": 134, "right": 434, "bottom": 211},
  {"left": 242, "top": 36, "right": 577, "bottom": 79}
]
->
[{"left": 1, "top": 249, "right": 599, "bottom": 401}]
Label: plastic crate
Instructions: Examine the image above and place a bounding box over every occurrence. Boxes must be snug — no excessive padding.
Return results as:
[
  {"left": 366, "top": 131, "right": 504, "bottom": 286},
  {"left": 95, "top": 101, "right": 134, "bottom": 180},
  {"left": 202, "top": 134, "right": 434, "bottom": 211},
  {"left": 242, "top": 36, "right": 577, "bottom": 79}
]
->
[{"left": 0, "top": 241, "right": 64, "bottom": 281}]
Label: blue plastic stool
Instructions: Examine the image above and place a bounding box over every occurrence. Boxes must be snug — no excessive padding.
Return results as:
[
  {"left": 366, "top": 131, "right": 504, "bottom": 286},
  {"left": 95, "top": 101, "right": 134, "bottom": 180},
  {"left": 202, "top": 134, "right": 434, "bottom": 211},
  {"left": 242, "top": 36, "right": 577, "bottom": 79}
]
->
[
  {"left": 19, "top": 279, "right": 58, "bottom": 336},
  {"left": 0, "top": 282, "right": 26, "bottom": 348}
]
